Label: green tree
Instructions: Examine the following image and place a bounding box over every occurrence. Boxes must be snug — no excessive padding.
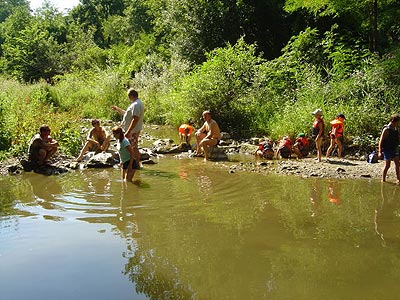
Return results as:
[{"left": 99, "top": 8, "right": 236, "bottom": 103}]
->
[
  {"left": 70, "top": 0, "right": 126, "bottom": 47},
  {"left": 284, "top": 0, "right": 399, "bottom": 53},
  {"left": 0, "top": 4, "right": 66, "bottom": 81}
]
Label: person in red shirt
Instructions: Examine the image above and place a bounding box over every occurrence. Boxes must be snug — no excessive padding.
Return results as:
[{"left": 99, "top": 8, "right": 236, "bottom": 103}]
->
[
  {"left": 293, "top": 133, "right": 309, "bottom": 158},
  {"left": 276, "top": 136, "right": 292, "bottom": 158}
]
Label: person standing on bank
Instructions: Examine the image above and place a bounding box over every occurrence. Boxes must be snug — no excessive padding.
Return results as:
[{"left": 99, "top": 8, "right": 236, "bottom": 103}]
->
[
  {"left": 111, "top": 89, "right": 144, "bottom": 169},
  {"left": 378, "top": 113, "right": 400, "bottom": 184},
  {"left": 311, "top": 109, "right": 325, "bottom": 162},
  {"left": 326, "top": 113, "right": 346, "bottom": 159}
]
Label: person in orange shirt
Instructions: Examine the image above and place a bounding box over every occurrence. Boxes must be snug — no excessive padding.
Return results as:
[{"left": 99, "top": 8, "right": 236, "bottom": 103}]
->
[
  {"left": 326, "top": 113, "right": 346, "bottom": 159},
  {"left": 179, "top": 120, "right": 194, "bottom": 144}
]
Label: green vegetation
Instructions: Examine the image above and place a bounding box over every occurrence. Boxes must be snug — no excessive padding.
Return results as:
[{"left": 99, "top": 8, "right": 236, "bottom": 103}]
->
[{"left": 0, "top": 0, "right": 399, "bottom": 158}]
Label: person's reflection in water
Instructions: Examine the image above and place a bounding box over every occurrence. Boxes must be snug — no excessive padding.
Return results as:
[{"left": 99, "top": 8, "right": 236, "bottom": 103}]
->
[
  {"left": 375, "top": 183, "right": 400, "bottom": 247},
  {"left": 310, "top": 179, "right": 322, "bottom": 217},
  {"left": 327, "top": 180, "right": 341, "bottom": 205},
  {"left": 86, "top": 170, "right": 112, "bottom": 197}
]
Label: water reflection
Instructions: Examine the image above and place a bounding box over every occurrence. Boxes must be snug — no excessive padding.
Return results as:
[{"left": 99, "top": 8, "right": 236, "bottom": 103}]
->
[
  {"left": 374, "top": 183, "right": 400, "bottom": 247},
  {"left": 3, "top": 160, "right": 400, "bottom": 300}
]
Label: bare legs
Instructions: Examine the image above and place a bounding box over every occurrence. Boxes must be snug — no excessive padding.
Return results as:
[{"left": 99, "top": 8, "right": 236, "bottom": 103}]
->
[
  {"left": 195, "top": 132, "right": 218, "bottom": 160},
  {"left": 326, "top": 137, "right": 342, "bottom": 159},
  {"left": 382, "top": 157, "right": 400, "bottom": 184},
  {"left": 315, "top": 137, "right": 323, "bottom": 162}
]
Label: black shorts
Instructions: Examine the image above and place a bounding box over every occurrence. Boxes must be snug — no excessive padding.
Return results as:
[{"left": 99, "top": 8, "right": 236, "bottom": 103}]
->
[{"left": 122, "top": 159, "right": 138, "bottom": 170}]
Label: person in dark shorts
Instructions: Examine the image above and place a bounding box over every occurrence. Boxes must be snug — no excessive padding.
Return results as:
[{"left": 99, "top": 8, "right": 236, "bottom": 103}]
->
[
  {"left": 112, "top": 126, "right": 137, "bottom": 182},
  {"left": 378, "top": 114, "right": 400, "bottom": 184}
]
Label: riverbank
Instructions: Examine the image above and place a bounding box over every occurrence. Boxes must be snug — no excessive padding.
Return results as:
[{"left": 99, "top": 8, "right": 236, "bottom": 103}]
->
[
  {"left": 2, "top": 152, "right": 391, "bottom": 183},
  {"left": 216, "top": 155, "right": 391, "bottom": 181}
]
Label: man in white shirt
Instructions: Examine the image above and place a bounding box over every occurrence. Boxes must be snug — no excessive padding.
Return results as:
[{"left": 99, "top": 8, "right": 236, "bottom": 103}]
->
[{"left": 111, "top": 89, "right": 144, "bottom": 168}]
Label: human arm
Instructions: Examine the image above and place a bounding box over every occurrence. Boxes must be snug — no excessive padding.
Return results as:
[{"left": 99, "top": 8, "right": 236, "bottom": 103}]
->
[
  {"left": 195, "top": 123, "right": 206, "bottom": 135},
  {"left": 111, "top": 105, "right": 126, "bottom": 115},
  {"left": 378, "top": 128, "right": 389, "bottom": 159}
]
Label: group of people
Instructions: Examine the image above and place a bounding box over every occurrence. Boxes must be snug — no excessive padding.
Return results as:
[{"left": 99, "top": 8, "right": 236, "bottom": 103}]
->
[
  {"left": 28, "top": 88, "right": 144, "bottom": 182},
  {"left": 312, "top": 109, "right": 399, "bottom": 183},
  {"left": 26, "top": 97, "right": 400, "bottom": 184}
]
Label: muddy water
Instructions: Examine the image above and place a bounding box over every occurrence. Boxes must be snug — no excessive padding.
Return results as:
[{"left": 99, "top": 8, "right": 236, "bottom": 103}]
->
[{"left": 1, "top": 152, "right": 400, "bottom": 300}]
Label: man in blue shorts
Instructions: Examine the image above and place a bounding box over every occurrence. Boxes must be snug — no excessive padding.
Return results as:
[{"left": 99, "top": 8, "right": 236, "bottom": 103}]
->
[{"left": 378, "top": 113, "right": 400, "bottom": 184}]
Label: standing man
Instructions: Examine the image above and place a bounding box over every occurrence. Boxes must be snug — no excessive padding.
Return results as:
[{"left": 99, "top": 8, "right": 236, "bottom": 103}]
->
[
  {"left": 378, "top": 113, "right": 400, "bottom": 184},
  {"left": 195, "top": 110, "right": 222, "bottom": 160},
  {"left": 111, "top": 89, "right": 144, "bottom": 169}
]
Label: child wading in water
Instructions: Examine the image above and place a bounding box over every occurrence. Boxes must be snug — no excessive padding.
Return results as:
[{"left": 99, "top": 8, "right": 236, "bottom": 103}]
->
[
  {"left": 378, "top": 114, "right": 400, "bottom": 184},
  {"left": 112, "top": 126, "right": 137, "bottom": 182}
]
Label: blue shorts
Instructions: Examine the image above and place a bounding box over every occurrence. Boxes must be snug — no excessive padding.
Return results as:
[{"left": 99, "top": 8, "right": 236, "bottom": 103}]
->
[{"left": 383, "top": 149, "right": 399, "bottom": 161}]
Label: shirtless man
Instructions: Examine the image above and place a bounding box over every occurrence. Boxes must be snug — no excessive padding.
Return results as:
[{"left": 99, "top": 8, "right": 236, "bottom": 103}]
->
[
  {"left": 28, "top": 124, "right": 59, "bottom": 167},
  {"left": 76, "top": 119, "right": 110, "bottom": 162},
  {"left": 195, "top": 110, "right": 222, "bottom": 160}
]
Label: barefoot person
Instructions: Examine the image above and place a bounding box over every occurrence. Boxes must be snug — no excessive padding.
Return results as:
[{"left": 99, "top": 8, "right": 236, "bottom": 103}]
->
[
  {"left": 179, "top": 120, "right": 194, "bottom": 144},
  {"left": 311, "top": 109, "right": 325, "bottom": 162},
  {"left": 28, "top": 124, "right": 59, "bottom": 167},
  {"left": 378, "top": 113, "right": 400, "bottom": 184},
  {"left": 195, "top": 111, "right": 222, "bottom": 160},
  {"left": 326, "top": 114, "right": 346, "bottom": 159},
  {"left": 76, "top": 119, "right": 110, "bottom": 162},
  {"left": 111, "top": 89, "right": 144, "bottom": 169},
  {"left": 112, "top": 126, "right": 136, "bottom": 182}
]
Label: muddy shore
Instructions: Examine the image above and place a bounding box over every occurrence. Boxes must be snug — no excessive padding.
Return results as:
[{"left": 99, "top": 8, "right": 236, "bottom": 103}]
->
[
  {"left": 217, "top": 155, "right": 391, "bottom": 182},
  {"left": 1, "top": 151, "right": 393, "bottom": 183}
]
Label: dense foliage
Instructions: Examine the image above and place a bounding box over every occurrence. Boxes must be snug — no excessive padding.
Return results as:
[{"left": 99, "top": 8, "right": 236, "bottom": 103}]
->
[{"left": 0, "top": 0, "right": 399, "bottom": 157}]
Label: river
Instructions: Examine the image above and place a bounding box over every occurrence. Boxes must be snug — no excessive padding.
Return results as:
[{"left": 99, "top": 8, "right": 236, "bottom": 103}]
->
[{"left": 1, "top": 128, "right": 400, "bottom": 300}]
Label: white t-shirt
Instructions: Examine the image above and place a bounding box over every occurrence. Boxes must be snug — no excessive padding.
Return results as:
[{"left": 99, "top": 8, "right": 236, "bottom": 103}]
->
[{"left": 121, "top": 99, "right": 144, "bottom": 133}]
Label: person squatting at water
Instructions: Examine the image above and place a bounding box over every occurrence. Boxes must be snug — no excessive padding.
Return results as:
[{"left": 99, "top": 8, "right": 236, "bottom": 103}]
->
[
  {"left": 111, "top": 88, "right": 144, "bottom": 170},
  {"left": 195, "top": 110, "right": 222, "bottom": 160},
  {"left": 28, "top": 124, "right": 59, "bottom": 167},
  {"left": 275, "top": 136, "right": 292, "bottom": 159},
  {"left": 311, "top": 108, "right": 325, "bottom": 162},
  {"left": 179, "top": 120, "right": 194, "bottom": 144},
  {"left": 326, "top": 113, "right": 346, "bottom": 159},
  {"left": 112, "top": 126, "right": 137, "bottom": 182},
  {"left": 256, "top": 139, "right": 274, "bottom": 159},
  {"left": 75, "top": 119, "right": 111, "bottom": 162},
  {"left": 378, "top": 113, "right": 400, "bottom": 184},
  {"left": 292, "top": 133, "right": 309, "bottom": 159}
]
